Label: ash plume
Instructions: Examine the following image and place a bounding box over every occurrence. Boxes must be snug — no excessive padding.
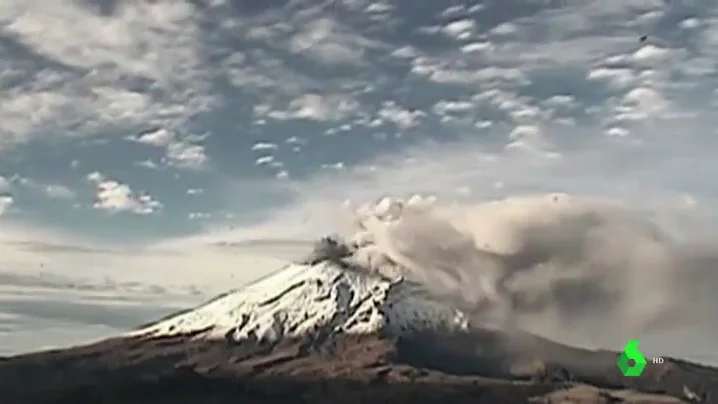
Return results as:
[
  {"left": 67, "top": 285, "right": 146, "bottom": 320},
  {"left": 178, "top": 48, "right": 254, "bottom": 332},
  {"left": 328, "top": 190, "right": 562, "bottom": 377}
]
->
[{"left": 346, "top": 193, "right": 718, "bottom": 360}]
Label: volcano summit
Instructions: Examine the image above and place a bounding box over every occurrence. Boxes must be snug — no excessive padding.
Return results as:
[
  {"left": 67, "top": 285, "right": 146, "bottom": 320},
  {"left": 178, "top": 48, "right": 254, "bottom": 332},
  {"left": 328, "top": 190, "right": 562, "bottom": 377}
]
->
[{"left": 2, "top": 196, "right": 718, "bottom": 404}]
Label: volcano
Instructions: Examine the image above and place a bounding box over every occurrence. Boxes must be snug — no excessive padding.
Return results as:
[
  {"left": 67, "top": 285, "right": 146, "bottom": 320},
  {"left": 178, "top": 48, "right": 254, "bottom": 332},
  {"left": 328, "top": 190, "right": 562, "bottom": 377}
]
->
[{"left": 1, "top": 236, "right": 716, "bottom": 404}]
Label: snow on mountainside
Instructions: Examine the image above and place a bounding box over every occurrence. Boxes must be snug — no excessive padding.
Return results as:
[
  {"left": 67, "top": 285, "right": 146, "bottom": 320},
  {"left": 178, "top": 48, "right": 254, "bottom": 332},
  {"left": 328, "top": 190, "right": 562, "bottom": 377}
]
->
[
  {"left": 131, "top": 249, "right": 469, "bottom": 343},
  {"left": 133, "top": 195, "right": 473, "bottom": 343},
  {"left": 5, "top": 197, "right": 718, "bottom": 404},
  {"left": 129, "top": 192, "right": 705, "bottom": 354}
]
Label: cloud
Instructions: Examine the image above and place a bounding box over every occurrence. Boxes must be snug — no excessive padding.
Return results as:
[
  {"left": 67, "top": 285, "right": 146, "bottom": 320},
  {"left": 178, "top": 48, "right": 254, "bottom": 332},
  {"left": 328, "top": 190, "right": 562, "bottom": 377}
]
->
[
  {"left": 254, "top": 93, "right": 361, "bottom": 122},
  {"left": 3, "top": 240, "right": 119, "bottom": 255},
  {"left": 134, "top": 160, "right": 160, "bottom": 170},
  {"left": 622, "top": 86, "right": 668, "bottom": 115},
  {"left": 632, "top": 44, "right": 681, "bottom": 66},
  {"left": 128, "top": 128, "right": 208, "bottom": 170},
  {"left": 377, "top": 102, "right": 425, "bottom": 129},
  {"left": 165, "top": 141, "right": 207, "bottom": 169},
  {"left": 185, "top": 100, "right": 716, "bottom": 257},
  {"left": 0, "top": 176, "right": 12, "bottom": 215},
  {"left": 44, "top": 185, "right": 76, "bottom": 200},
  {"left": 14, "top": 177, "right": 76, "bottom": 200},
  {"left": 0, "top": 196, "right": 12, "bottom": 216},
  {"left": 288, "top": 17, "right": 372, "bottom": 65},
  {"left": 250, "top": 142, "right": 279, "bottom": 151},
  {"left": 587, "top": 67, "right": 636, "bottom": 89},
  {"left": 86, "top": 171, "right": 161, "bottom": 215},
  {"left": 132, "top": 128, "right": 174, "bottom": 147},
  {"left": 0, "top": 176, "right": 10, "bottom": 193},
  {"left": 0, "top": 221, "right": 290, "bottom": 296},
  {"left": 0, "top": 220, "right": 296, "bottom": 354},
  {"left": 1, "top": 0, "right": 706, "bottom": 238},
  {"left": 0, "top": 0, "right": 214, "bottom": 150},
  {"left": 442, "top": 19, "right": 476, "bottom": 39}
]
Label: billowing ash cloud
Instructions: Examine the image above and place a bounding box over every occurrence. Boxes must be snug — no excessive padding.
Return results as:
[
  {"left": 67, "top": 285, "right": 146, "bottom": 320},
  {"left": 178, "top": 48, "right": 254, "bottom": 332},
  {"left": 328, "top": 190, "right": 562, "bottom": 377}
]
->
[{"left": 342, "top": 193, "right": 718, "bottom": 356}]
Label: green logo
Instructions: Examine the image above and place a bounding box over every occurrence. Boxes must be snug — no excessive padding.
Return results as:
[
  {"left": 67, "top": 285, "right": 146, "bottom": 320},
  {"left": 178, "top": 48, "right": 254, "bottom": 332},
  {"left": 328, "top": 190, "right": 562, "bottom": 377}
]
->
[{"left": 617, "top": 340, "right": 647, "bottom": 376}]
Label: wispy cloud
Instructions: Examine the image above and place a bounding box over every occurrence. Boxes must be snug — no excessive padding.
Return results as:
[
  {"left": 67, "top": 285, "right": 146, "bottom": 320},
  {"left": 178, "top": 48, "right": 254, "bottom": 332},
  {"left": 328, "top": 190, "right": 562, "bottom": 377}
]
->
[{"left": 14, "top": 176, "right": 76, "bottom": 200}]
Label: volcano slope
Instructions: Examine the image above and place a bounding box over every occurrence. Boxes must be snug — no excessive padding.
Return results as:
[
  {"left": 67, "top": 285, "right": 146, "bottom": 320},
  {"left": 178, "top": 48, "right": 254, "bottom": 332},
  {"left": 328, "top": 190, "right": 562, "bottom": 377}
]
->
[{"left": 1, "top": 238, "right": 717, "bottom": 404}]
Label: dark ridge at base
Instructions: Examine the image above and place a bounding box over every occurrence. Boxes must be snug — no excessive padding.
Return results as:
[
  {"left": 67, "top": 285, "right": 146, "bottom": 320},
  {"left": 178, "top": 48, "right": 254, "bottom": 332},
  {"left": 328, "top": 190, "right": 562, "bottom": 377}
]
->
[
  {"left": 0, "top": 373, "right": 554, "bottom": 404},
  {"left": 1, "top": 329, "right": 716, "bottom": 404}
]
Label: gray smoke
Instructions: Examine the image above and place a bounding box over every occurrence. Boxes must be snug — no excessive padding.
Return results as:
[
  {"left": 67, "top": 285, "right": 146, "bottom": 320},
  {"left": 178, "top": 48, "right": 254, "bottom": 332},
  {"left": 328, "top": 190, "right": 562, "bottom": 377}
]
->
[{"left": 349, "top": 193, "right": 718, "bottom": 361}]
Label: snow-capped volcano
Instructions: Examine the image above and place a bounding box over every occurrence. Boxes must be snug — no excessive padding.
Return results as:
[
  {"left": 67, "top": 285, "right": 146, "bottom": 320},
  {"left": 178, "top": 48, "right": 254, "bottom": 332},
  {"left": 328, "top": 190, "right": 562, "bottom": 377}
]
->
[
  {"left": 131, "top": 242, "right": 469, "bottom": 343},
  {"left": 130, "top": 191, "right": 717, "bottom": 356},
  {"left": 131, "top": 196, "right": 476, "bottom": 344},
  {"left": 3, "top": 198, "right": 718, "bottom": 404},
  {"left": 127, "top": 192, "right": 661, "bottom": 347}
]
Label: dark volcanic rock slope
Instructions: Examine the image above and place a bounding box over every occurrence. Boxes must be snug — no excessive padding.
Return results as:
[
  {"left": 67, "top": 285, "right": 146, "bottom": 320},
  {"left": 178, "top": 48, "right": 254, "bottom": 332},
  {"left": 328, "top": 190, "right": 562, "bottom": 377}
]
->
[
  {"left": 1, "top": 331, "right": 716, "bottom": 403},
  {"left": 1, "top": 243, "right": 717, "bottom": 404}
]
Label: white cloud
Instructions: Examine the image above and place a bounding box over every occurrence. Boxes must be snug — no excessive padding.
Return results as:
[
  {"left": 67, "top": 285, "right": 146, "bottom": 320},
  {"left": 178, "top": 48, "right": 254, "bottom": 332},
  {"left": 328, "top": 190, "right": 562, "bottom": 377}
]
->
[
  {"left": 129, "top": 128, "right": 208, "bottom": 170},
  {"left": 442, "top": 19, "right": 475, "bottom": 39},
  {"left": 587, "top": 68, "right": 636, "bottom": 89},
  {"left": 543, "top": 95, "right": 578, "bottom": 110},
  {"left": 94, "top": 182, "right": 161, "bottom": 215},
  {"left": 0, "top": 176, "right": 13, "bottom": 216},
  {"left": 257, "top": 93, "right": 361, "bottom": 122},
  {"left": 679, "top": 18, "right": 701, "bottom": 29},
  {"left": 133, "top": 128, "right": 175, "bottom": 147},
  {"left": 461, "top": 41, "right": 494, "bottom": 53},
  {"left": 87, "top": 172, "right": 161, "bottom": 215},
  {"left": 632, "top": 45, "right": 681, "bottom": 66},
  {"left": 490, "top": 22, "right": 519, "bottom": 36},
  {"left": 188, "top": 212, "right": 211, "bottom": 220},
  {"left": 432, "top": 100, "right": 474, "bottom": 116},
  {"left": 0, "top": 0, "right": 213, "bottom": 149},
  {"left": 390, "top": 46, "right": 419, "bottom": 59},
  {"left": 508, "top": 125, "right": 543, "bottom": 142},
  {"left": 410, "top": 57, "right": 530, "bottom": 86},
  {"left": 86, "top": 171, "right": 104, "bottom": 183},
  {"left": 165, "top": 142, "right": 207, "bottom": 169},
  {"left": 0, "top": 196, "right": 12, "bottom": 215},
  {"left": 622, "top": 86, "right": 668, "bottom": 114},
  {"left": 506, "top": 124, "right": 557, "bottom": 156},
  {"left": 255, "top": 156, "right": 275, "bottom": 166},
  {"left": 377, "top": 102, "right": 425, "bottom": 129},
  {"left": 606, "top": 127, "right": 630, "bottom": 137},
  {"left": 289, "top": 94, "right": 343, "bottom": 120},
  {"left": 251, "top": 142, "right": 279, "bottom": 151},
  {"left": 365, "top": 2, "right": 393, "bottom": 13},
  {"left": 289, "top": 17, "right": 370, "bottom": 65}
]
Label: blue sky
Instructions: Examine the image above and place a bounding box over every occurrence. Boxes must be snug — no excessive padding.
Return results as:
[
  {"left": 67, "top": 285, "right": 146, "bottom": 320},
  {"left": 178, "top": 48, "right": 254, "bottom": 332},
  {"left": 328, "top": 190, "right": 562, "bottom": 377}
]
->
[{"left": 2, "top": 0, "right": 718, "bottom": 353}]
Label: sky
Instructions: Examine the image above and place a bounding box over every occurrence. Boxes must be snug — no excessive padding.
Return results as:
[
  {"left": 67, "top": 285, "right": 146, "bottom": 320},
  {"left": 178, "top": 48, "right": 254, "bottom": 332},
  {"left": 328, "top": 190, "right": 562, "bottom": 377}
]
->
[{"left": 2, "top": 0, "right": 718, "bottom": 354}]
